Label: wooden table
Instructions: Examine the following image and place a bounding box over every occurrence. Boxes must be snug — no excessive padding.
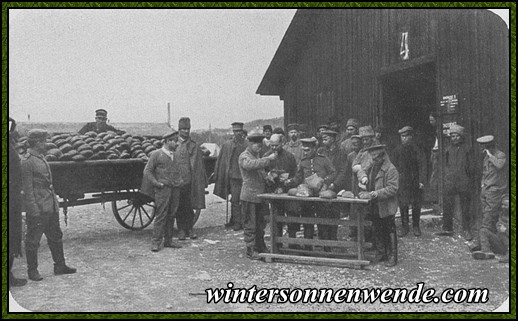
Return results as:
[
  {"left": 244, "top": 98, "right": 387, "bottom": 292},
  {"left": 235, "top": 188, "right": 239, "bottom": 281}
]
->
[{"left": 257, "top": 193, "right": 371, "bottom": 269}]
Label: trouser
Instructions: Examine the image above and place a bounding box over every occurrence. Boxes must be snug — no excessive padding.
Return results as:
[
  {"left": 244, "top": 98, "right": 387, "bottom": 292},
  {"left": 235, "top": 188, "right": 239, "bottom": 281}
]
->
[
  {"left": 398, "top": 199, "right": 422, "bottom": 227},
  {"left": 479, "top": 227, "right": 508, "bottom": 255},
  {"left": 317, "top": 204, "right": 339, "bottom": 241},
  {"left": 479, "top": 187, "right": 505, "bottom": 252},
  {"left": 371, "top": 212, "right": 396, "bottom": 256},
  {"left": 274, "top": 200, "right": 300, "bottom": 237},
  {"left": 442, "top": 190, "right": 471, "bottom": 232},
  {"left": 301, "top": 203, "right": 323, "bottom": 240},
  {"left": 25, "top": 211, "right": 65, "bottom": 270},
  {"left": 229, "top": 179, "right": 243, "bottom": 227},
  {"left": 176, "top": 185, "right": 194, "bottom": 232},
  {"left": 152, "top": 186, "right": 180, "bottom": 245},
  {"left": 242, "top": 201, "right": 269, "bottom": 249}
]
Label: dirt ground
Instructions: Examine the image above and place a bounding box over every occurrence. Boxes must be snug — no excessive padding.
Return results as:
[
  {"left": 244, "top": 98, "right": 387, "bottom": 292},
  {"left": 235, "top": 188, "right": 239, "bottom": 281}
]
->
[{"left": 9, "top": 186, "right": 510, "bottom": 314}]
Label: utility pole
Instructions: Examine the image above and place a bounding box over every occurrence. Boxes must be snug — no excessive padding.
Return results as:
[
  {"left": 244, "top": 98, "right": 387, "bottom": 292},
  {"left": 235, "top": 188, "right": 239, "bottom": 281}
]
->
[{"left": 167, "top": 102, "right": 171, "bottom": 128}]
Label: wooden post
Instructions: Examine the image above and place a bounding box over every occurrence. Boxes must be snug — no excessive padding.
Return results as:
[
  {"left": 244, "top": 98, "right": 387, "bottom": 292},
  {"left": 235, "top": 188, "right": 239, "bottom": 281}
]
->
[
  {"left": 270, "top": 201, "right": 277, "bottom": 253},
  {"left": 167, "top": 102, "right": 171, "bottom": 128}
]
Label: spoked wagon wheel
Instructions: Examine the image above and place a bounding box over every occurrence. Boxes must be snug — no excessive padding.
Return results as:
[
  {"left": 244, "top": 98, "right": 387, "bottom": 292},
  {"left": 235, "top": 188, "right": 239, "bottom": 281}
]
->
[{"left": 112, "top": 192, "right": 156, "bottom": 230}]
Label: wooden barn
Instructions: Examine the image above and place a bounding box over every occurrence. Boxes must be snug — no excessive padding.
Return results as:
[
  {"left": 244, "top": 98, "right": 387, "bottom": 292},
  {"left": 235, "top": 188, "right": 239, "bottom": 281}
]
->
[{"left": 257, "top": 9, "right": 509, "bottom": 158}]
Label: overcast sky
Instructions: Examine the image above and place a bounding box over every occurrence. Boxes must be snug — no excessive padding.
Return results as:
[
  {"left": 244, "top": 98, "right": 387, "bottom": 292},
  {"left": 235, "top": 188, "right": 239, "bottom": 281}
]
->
[{"left": 8, "top": 9, "right": 508, "bottom": 130}]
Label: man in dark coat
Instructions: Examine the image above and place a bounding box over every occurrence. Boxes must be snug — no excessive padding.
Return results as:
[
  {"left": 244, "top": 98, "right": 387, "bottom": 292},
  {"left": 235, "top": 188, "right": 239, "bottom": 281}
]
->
[
  {"left": 175, "top": 117, "right": 208, "bottom": 240},
  {"left": 213, "top": 122, "right": 247, "bottom": 230},
  {"left": 21, "top": 129, "right": 77, "bottom": 281},
  {"left": 434, "top": 125, "right": 476, "bottom": 240},
  {"left": 340, "top": 118, "right": 360, "bottom": 154},
  {"left": 78, "top": 109, "right": 125, "bottom": 135},
  {"left": 283, "top": 123, "right": 304, "bottom": 165},
  {"left": 392, "top": 126, "right": 427, "bottom": 237},
  {"left": 141, "top": 130, "right": 184, "bottom": 252},
  {"left": 239, "top": 132, "right": 277, "bottom": 260},
  {"left": 8, "top": 117, "right": 27, "bottom": 287}
]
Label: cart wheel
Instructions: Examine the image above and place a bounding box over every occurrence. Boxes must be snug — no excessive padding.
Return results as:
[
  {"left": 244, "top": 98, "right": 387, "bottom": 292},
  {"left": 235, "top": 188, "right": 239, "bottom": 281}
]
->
[{"left": 112, "top": 194, "right": 156, "bottom": 230}]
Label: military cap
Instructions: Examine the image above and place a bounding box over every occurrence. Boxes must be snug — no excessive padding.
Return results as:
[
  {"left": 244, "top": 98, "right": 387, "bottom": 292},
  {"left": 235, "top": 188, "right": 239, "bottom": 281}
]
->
[
  {"left": 28, "top": 129, "right": 48, "bottom": 142},
  {"left": 162, "top": 130, "right": 179, "bottom": 141},
  {"left": 178, "top": 117, "right": 191, "bottom": 130},
  {"left": 359, "top": 126, "right": 375, "bottom": 138},
  {"left": 476, "top": 135, "right": 494, "bottom": 144},
  {"left": 449, "top": 124, "right": 465, "bottom": 135},
  {"left": 247, "top": 132, "right": 265, "bottom": 143},
  {"left": 317, "top": 124, "right": 329, "bottom": 131},
  {"left": 263, "top": 125, "right": 273, "bottom": 132},
  {"left": 287, "top": 123, "right": 299, "bottom": 131},
  {"left": 273, "top": 127, "right": 285, "bottom": 135},
  {"left": 321, "top": 130, "right": 339, "bottom": 137},
  {"left": 300, "top": 137, "right": 318, "bottom": 147},
  {"left": 231, "top": 122, "right": 244, "bottom": 131},
  {"left": 346, "top": 118, "right": 360, "bottom": 129},
  {"left": 365, "top": 144, "right": 386, "bottom": 157},
  {"left": 398, "top": 126, "right": 414, "bottom": 135},
  {"left": 95, "top": 109, "right": 108, "bottom": 117}
]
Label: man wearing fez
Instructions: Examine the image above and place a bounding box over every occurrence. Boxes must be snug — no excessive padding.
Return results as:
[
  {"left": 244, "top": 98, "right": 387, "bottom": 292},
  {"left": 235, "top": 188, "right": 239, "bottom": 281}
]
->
[
  {"left": 358, "top": 145, "right": 399, "bottom": 267},
  {"left": 78, "top": 109, "right": 125, "bottom": 135},
  {"left": 239, "top": 132, "right": 278, "bottom": 260},
  {"left": 283, "top": 123, "right": 304, "bottom": 165},
  {"left": 8, "top": 118, "right": 27, "bottom": 287},
  {"left": 285, "top": 137, "right": 337, "bottom": 251},
  {"left": 472, "top": 135, "right": 507, "bottom": 260},
  {"left": 175, "top": 117, "right": 208, "bottom": 240},
  {"left": 141, "top": 130, "right": 184, "bottom": 252},
  {"left": 392, "top": 126, "right": 427, "bottom": 237},
  {"left": 340, "top": 118, "right": 360, "bottom": 154},
  {"left": 213, "top": 122, "right": 247, "bottom": 231},
  {"left": 264, "top": 134, "right": 298, "bottom": 247},
  {"left": 434, "top": 124, "right": 476, "bottom": 240},
  {"left": 21, "top": 129, "right": 77, "bottom": 281}
]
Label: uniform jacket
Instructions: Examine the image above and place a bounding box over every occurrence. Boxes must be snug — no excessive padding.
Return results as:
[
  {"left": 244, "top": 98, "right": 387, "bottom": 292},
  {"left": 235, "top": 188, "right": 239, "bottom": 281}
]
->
[
  {"left": 213, "top": 137, "right": 247, "bottom": 200},
  {"left": 367, "top": 155, "right": 399, "bottom": 218},
  {"left": 21, "top": 149, "right": 60, "bottom": 218},
  {"left": 78, "top": 122, "right": 125, "bottom": 135},
  {"left": 443, "top": 143, "right": 476, "bottom": 193},
  {"left": 141, "top": 149, "right": 184, "bottom": 199},
  {"left": 283, "top": 140, "right": 304, "bottom": 165},
  {"left": 290, "top": 153, "right": 337, "bottom": 187},
  {"left": 481, "top": 149, "right": 507, "bottom": 192},
  {"left": 9, "top": 137, "right": 23, "bottom": 256},
  {"left": 392, "top": 142, "right": 427, "bottom": 203},
  {"left": 175, "top": 138, "right": 208, "bottom": 209},
  {"left": 239, "top": 147, "right": 271, "bottom": 203},
  {"left": 340, "top": 138, "right": 355, "bottom": 156},
  {"left": 319, "top": 143, "right": 347, "bottom": 190},
  {"left": 264, "top": 148, "right": 297, "bottom": 192}
]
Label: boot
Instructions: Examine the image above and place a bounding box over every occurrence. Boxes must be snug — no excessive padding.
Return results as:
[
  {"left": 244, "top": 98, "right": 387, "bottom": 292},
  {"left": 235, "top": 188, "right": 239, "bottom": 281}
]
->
[
  {"left": 384, "top": 232, "right": 398, "bottom": 267},
  {"left": 398, "top": 207, "right": 409, "bottom": 237},
  {"left": 472, "top": 251, "right": 495, "bottom": 260},
  {"left": 373, "top": 233, "right": 387, "bottom": 263},
  {"left": 54, "top": 263, "right": 77, "bottom": 275},
  {"left": 412, "top": 207, "right": 421, "bottom": 236},
  {"left": 9, "top": 256, "right": 27, "bottom": 288},
  {"left": 49, "top": 241, "right": 77, "bottom": 275},
  {"left": 255, "top": 239, "right": 269, "bottom": 253},
  {"left": 303, "top": 224, "right": 314, "bottom": 252},
  {"left": 163, "top": 239, "right": 182, "bottom": 249},
  {"left": 151, "top": 242, "right": 160, "bottom": 252},
  {"left": 246, "top": 246, "right": 262, "bottom": 261},
  {"left": 26, "top": 250, "right": 43, "bottom": 281}
]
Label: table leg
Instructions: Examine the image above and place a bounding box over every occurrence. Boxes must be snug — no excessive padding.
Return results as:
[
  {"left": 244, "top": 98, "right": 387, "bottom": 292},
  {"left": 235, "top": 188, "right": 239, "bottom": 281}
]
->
[
  {"left": 270, "top": 201, "right": 277, "bottom": 254},
  {"left": 357, "top": 204, "right": 365, "bottom": 260}
]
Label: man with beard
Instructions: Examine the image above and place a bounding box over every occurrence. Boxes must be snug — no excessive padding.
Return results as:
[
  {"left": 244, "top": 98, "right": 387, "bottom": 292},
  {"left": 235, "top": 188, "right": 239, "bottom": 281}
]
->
[
  {"left": 283, "top": 123, "right": 304, "bottom": 165},
  {"left": 392, "top": 126, "right": 427, "bottom": 237},
  {"left": 175, "top": 117, "right": 208, "bottom": 240},
  {"left": 213, "top": 122, "right": 247, "bottom": 230},
  {"left": 78, "top": 109, "right": 125, "bottom": 135}
]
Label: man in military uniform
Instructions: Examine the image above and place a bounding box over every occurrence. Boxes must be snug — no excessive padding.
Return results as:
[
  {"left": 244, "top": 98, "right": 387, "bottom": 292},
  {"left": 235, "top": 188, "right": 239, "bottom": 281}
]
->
[
  {"left": 316, "top": 124, "right": 329, "bottom": 147},
  {"left": 472, "top": 135, "right": 508, "bottom": 260},
  {"left": 78, "top": 109, "right": 125, "bottom": 135},
  {"left": 141, "top": 130, "right": 183, "bottom": 252},
  {"left": 213, "top": 122, "right": 247, "bottom": 230},
  {"left": 260, "top": 125, "right": 273, "bottom": 156},
  {"left": 239, "top": 132, "right": 277, "bottom": 260},
  {"left": 283, "top": 123, "right": 304, "bottom": 165},
  {"left": 21, "top": 129, "right": 77, "bottom": 281},
  {"left": 392, "top": 126, "right": 427, "bottom": 237},
  {"left": 340, "top": 118, "right": 360, "bottom": 154},
  {"left": 434, "top": 125, "right": 476, "bottom": 240},
  {"left": 175, "top": 117, "right": 208, "bottom": 240},
  {"left": 285, "top": 137, "right": 337, "bottom": 251}
]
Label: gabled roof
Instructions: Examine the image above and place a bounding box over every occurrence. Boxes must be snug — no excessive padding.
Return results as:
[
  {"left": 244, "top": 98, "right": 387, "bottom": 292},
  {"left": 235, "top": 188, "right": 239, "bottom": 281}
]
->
[{"left": 256, "top": 10, "right": 321, "bottom": 97}]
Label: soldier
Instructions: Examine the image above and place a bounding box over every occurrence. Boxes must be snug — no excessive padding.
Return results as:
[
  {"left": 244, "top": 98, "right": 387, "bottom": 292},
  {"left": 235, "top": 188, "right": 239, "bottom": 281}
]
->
[
  {"left": 78, "top": 109, "right": 125, "bottom": 135},
  {"left": 434, "top": 125, "right": 476, "bottom": 240},
  {"left": 316, "top": 124, "right": 329, "bottom": 147},
  {"left": 213, "top": 122, "right": 247, "bottom": 231},
  {"left": 260, "top": 125, "right": 273, "bottom": 156},
  {"left": 141, "top": 131, "right": 184, "bottom": 252},
  {"left": 340, "top": 118, "right": 360, "bottom": 154},
  {"left": 472, "top": 135, "right": 508, "bottom": 260},
  {"left": 392, "top": 126, "right": 427, "bottom": 237},
  {"left": 21, "top": 129, "right": 76, "bottom": 281},
  {"left": 285, "top": 137, "right": 337, "bottom": 251},
  {"left": 283, "top": 123, "right": 304, "bottom": 165},
  {"left": 345, "top": 134, "right": 363, "bottom": 239},
  {"left": 358, "top": 145, "right": 399, "bottom": 267},
  {"left": 273, "top": 127, "right": 286, "bottom": 145},
  {"left": 8, "top": 117, "right": 27, "bottom": 287},
  {"left": 239, "top": 132, "right": 277, "bottom": 260},
  {"left": 175, "top": 117, "right": 208, "bottom": 240}
]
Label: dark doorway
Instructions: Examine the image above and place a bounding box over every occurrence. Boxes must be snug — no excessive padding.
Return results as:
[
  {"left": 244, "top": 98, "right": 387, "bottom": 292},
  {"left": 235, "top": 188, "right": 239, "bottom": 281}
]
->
[{"left": 380, "top": 62, "right": 437, "bottom": 162}]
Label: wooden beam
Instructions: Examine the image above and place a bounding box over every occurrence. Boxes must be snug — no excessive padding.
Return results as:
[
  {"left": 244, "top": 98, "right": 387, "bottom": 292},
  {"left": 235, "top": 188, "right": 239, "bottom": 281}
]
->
[{"left": 259, "top": 253, "right": 370, "bottom": 268}]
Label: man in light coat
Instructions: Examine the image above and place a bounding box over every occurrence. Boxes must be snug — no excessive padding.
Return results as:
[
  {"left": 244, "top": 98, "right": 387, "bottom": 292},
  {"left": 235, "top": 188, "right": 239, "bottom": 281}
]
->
[{"left": 141, "top": 130, "right": 184, "bottom": 252}]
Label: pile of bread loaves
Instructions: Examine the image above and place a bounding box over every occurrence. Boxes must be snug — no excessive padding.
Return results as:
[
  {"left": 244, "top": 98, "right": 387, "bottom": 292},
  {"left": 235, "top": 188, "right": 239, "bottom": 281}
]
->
[{"left": 15, "top": 131, "right": 163, "bottom": 162}]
